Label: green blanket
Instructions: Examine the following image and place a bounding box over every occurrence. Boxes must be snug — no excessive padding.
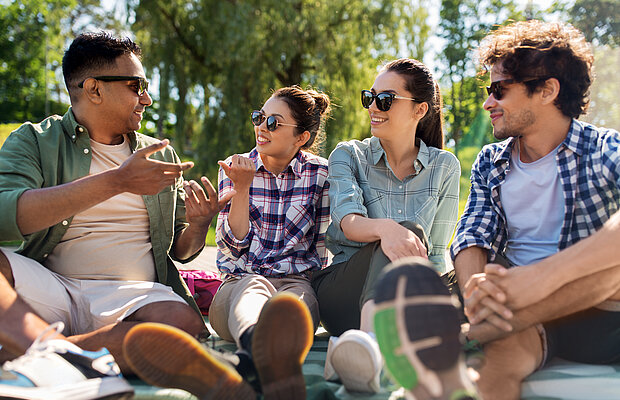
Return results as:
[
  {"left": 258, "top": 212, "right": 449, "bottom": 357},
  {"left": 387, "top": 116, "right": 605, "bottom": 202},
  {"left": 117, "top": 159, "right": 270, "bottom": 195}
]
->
[{"left": 130, "top": 326, "right": 620, "bottom": 400}]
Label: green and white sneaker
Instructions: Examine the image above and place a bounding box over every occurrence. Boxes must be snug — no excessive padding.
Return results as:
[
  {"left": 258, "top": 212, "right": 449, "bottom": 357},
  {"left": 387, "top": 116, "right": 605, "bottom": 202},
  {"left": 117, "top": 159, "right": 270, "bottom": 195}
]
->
[{"left": 373, "top": 257, "right": 478, "bottom": 400}]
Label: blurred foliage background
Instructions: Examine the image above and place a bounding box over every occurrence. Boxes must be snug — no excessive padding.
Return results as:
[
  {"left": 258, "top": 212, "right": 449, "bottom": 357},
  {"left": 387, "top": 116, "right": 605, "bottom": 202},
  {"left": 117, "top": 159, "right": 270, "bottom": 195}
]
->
[{"left": 1, "top": 0, "right": 619, "bottom": 219}]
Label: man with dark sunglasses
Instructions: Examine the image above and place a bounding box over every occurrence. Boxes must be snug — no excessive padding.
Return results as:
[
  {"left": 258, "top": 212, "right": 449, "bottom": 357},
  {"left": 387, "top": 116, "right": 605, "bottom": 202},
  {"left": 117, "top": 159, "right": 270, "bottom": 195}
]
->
[
  {"left": 0, "top": 32, "right": 233, "bottom": 397},
  {"left": 445, "top": 20, "right": 620, "bottom": 399}
]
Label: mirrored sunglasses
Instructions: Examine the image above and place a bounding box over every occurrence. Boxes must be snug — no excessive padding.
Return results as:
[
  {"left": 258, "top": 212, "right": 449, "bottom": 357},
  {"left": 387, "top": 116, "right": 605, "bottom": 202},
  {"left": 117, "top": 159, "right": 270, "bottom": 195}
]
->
[{"left": 250, "top": 110, "right": 298, "bottom": 132}]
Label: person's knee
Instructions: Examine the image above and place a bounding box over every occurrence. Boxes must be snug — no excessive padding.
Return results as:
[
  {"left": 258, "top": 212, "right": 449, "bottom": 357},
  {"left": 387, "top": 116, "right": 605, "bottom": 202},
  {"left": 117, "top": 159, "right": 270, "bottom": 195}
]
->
[
  {"left": 131, "top": 301, "right": 206, "bottom": 337},
  {"left": 481, "top": 329, "right": 542, "bottom": 382},
  {"left": 398, "top": 221, "right": 429, "bottom": 249}
]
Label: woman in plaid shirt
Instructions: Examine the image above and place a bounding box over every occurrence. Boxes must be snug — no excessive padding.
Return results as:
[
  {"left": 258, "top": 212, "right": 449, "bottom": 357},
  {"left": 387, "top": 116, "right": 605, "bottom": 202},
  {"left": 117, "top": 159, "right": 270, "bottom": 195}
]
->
[
  {"left": 312, "top": 58, "right": 461, "bottom": 393},
  {"left": 210, "top": 86, "right": 331, "bottom": 398}
]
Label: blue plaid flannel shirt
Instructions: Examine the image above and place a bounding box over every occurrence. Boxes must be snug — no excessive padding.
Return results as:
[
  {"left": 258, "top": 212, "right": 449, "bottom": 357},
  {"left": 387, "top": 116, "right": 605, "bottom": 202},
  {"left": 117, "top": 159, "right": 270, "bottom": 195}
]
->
[{"left": 451, "top": 120, "right": 620, "bottom": 262}]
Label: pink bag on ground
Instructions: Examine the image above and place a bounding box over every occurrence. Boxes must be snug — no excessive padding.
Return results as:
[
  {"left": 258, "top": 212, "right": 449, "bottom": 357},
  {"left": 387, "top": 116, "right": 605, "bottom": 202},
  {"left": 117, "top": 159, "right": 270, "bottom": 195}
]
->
[{"left": 178, "top": 270, "right": 222, "bottom": 316}]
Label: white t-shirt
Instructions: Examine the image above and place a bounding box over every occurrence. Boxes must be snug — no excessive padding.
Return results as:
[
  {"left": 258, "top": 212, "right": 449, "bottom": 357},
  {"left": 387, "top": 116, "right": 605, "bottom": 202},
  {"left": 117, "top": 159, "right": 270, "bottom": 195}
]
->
[
  {"left": 500, "top": 142, "right": 564, "bottom": 266},
  {"left": 46, "top": 136, "right": 157, "bottom": 281}
]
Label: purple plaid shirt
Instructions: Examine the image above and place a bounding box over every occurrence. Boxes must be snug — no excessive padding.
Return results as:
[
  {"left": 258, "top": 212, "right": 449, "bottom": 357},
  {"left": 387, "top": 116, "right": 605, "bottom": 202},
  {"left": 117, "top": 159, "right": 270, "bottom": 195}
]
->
[
  {"left": 216, "top": 148, "right": 330, "bottom": 277},
  {"left": 451, "top": 119, "right": 620, "bottom": 262}
]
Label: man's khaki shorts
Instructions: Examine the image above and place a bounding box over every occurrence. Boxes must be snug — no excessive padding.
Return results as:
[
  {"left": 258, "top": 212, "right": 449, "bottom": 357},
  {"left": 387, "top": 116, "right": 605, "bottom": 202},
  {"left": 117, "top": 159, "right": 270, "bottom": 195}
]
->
[{"left": 5, "top": 250, "right": 186, "bottom": 336}]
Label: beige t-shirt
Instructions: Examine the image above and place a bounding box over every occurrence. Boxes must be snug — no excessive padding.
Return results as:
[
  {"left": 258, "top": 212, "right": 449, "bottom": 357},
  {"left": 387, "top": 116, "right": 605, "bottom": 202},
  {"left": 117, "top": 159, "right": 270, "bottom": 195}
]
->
[{"left": 46, "top": 136, "right": 157, "bottom": 281}]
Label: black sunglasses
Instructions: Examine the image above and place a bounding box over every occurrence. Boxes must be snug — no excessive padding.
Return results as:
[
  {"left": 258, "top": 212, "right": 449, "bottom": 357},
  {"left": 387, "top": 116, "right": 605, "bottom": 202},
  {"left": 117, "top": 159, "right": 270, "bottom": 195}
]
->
[
  {"left": 486, "top": 77, "right": 549, "bottom": 100},
  {"left": 78, "top": 76, "right": 150, "bottom": 96},
  {"left": 251, "top": 110, "right": 298, "bottom": 132},
  {"left": 361, "top": 90, "right": 418, "bottom": 111}
]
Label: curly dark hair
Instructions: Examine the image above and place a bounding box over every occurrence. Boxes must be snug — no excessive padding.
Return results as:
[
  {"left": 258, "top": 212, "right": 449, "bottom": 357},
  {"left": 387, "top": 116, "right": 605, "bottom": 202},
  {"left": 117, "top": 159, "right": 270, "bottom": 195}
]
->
[
  {"left": 478, "top": 20, "right": 594, "bottom": 118},
  {"left": 63, "top": 32, "right": 142, "bottom": 96}
]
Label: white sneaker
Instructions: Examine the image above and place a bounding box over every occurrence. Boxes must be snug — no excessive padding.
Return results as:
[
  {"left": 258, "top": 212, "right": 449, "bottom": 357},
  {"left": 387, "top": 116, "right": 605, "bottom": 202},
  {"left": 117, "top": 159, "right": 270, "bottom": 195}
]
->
[
  {"left": 0, "top": 322, "right": 134, "bottom": 400},
  {"left": 324, "top": 329, "right": 382, "bottom": 393}
]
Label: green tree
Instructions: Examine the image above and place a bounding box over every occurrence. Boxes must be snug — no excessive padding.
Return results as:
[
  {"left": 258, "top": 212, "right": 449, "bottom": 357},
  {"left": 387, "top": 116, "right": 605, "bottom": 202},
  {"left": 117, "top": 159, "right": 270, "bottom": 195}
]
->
[
  {"left": 0, "top": 0, "right": 124, "bottom": 123},
  {"left": 438, "top": 0, "right": 526, "bottom": 154},
  {"left": 127, "top": 0, "right": 431, "bottom": 179},
  {"left": 568, "top": 0, "right": 620, "bottom": 47}
]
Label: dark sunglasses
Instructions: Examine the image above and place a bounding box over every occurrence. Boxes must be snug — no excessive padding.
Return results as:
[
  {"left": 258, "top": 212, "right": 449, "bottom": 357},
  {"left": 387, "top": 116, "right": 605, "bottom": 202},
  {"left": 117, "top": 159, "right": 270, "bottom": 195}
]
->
[
  {"left": 361, "top": 90, "right": 418, "bottom": 111},
  {"left": 251, "top": 110, "right": 298, "bottom": 132},
  {"left": 486, "top": 77, "right": 549, "bottom": 100},
  {"left": 78, "top": 76, "right": 150, "bottom": 96}
]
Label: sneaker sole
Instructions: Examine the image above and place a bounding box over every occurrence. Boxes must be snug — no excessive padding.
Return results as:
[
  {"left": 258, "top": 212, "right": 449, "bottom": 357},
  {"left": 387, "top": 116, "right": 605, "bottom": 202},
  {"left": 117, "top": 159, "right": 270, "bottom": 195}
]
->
[
  {"left": 373, "top": 258, "right": 464, "bottom": 399},
  {"left": 252, "top": 293, "right": 313, "bottom": 400},
  {"left": 123, "top": 323, "right": 254, "bottom": 400},
  {"left": 330, "top": 339, "right": 380, "bottom": 393},
  {"left": 0, "top": 377, "right": 134, "bottom": 400}
]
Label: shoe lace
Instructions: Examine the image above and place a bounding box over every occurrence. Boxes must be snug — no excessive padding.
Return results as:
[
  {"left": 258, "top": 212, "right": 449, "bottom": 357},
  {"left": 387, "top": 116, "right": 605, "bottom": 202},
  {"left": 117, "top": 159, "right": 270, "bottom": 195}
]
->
[{"left": 3, "top": 322, "right": 65, "bottom": 370}]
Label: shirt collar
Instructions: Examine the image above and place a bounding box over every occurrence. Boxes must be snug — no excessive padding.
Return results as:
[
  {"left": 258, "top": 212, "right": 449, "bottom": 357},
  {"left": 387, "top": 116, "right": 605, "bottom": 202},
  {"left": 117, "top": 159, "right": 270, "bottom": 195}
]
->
[
  {"left": 493, "top": 118, "right": 584, "bottom": 165},
  {"left": 493, "top": 137, "right": 518, "bottom": 166},
  {"left": 61, "top": 107, "right": 137, "bottom": 148},
  {"left": 61, "top": 107, "right": 87, "bottom": 143},
  {"left": 560, "top": 119, "right": 585, "bottom": 157},
  {"left": 369, "top": 136, "right": 430, "bottom": 169},
  {"left": 249, "top": 148, "right": 303, "bottom": 178}
]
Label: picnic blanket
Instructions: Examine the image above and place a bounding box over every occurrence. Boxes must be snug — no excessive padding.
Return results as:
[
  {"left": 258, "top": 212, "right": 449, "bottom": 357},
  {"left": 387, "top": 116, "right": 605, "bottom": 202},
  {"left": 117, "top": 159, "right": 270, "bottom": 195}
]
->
[{"left": 129, "top": 324, "right": 620, "bottom": 400}]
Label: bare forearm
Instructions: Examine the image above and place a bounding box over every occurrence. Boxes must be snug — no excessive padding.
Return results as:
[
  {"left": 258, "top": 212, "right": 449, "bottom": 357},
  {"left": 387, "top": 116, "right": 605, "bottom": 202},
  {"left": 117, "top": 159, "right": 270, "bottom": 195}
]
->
[
  {"left": 340, "top": 214, "right": 395, "bottom": 243},
  {"left": 173, "top": 224, "right": 210, "bottom": 261},
  {"left": 453, "top": 246, "right": 488, "bottom": 291},
  {"left": 16, "top": 169, "right": 122, "bottom": 235}
]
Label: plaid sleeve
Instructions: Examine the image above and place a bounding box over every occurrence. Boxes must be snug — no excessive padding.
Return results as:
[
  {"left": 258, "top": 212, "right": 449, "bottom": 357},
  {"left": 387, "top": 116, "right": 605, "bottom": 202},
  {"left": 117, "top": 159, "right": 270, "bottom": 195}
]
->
[
  {"left": 450, "top": 147, "right": 500, "bottom": 260},
  {"left": 315, "top": 172, "right": 330, "bottom": 269},
  {"left": 215, "top": 163, "right": 251, "bottom": 261},
  {"left": 600, "top": 129, "right": 620, "bottom": 187}
]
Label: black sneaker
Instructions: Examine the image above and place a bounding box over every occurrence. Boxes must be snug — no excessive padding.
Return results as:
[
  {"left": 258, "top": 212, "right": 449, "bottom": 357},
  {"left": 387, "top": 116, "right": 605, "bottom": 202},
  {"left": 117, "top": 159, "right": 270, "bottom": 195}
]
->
[
  {"left": 373, "top": 257, "right": 478, "bottom": 400},
  {"left": 124, "top": 322, "right": 255, "bottom": 400}
]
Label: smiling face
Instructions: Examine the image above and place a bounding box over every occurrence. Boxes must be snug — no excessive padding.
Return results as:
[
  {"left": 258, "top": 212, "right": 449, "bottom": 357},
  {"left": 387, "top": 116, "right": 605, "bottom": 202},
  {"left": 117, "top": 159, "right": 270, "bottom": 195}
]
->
[
  {"left": 483, "top": 62, "right": 537, "bottom": 140},
  {"left": 96, "top": 53, "right": 152, "bottom": 141},
  {"left": 254, "top": 96, "right": 308, "bottom": 169},
  {"left": 367, "top": 71, "right": 424, "bottom": 142}
]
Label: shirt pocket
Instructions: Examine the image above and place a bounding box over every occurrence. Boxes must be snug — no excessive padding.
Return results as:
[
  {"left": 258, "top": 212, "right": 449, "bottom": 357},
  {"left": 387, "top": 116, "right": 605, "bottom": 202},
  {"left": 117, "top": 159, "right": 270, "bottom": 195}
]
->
[
  {"left": 364, "top": 184, "right": 387, "bottom": 218},
  {"left": 284, "top": 203, "right": 314, "bottom": 242}
]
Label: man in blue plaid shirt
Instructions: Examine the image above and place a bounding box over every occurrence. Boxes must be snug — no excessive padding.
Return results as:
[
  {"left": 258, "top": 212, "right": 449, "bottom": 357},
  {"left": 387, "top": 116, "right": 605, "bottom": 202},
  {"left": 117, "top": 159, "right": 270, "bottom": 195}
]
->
[{"left": 449, "top": 20, "right": 620, "bottom": 399}]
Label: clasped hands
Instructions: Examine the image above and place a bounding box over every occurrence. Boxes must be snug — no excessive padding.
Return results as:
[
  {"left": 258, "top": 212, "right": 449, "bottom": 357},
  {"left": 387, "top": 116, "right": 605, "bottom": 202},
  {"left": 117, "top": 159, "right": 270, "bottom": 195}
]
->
[{"left": 463, "top": 262, "right": 548, "bottom": 331}]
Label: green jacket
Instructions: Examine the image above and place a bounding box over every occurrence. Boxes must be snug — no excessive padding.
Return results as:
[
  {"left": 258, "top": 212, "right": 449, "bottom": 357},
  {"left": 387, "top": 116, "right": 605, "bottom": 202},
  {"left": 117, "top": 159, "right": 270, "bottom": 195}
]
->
[{"left": 0, "top": 108, "right": 200, "bottom": 314}]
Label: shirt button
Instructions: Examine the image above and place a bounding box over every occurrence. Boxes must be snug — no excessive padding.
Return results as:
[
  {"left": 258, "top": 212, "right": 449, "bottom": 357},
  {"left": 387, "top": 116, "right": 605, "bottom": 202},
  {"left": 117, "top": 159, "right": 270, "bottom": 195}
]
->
[
  {"left": 399, "top": 185, "right": 403, "bottom": 189},
  {"left": 71, "top": 135, "right": 76, "bottom": 140},
  {"left": 398, "top": 209, "right": 402, "bottom": 214},
  {"left": 62, "top": 220, "right": 68, "bottom": 226},
  {"left": 498, "top": 175, "right": 503, "bottom": 180},
  {"left": 83, "top": 148, "right": 89, "bottom": 154},
  {"left": 78, "top": 127, "right": 84, "bottom": 133}
]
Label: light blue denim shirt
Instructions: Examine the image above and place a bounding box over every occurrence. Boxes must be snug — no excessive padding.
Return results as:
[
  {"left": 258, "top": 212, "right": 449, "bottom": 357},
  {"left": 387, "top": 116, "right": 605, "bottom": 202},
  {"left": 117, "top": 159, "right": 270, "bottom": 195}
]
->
[{"left": 326, "top": 136, "right": 460, "bottom": 273}]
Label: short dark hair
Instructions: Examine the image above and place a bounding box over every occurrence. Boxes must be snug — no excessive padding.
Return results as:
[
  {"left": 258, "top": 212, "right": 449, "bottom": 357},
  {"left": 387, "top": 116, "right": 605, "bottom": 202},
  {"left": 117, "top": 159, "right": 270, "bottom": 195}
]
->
[
  {"left": 381, "top": 58, "right": 445, "bottom": 149},
  {"left": 62, "top": 32, "right": 142, "bottom": 95},
  {"left": 478, "top": 20, "right": 594, "bottom": 119},
  {"left": 273, "top": 86, "right": 331, "bottom": 154}
]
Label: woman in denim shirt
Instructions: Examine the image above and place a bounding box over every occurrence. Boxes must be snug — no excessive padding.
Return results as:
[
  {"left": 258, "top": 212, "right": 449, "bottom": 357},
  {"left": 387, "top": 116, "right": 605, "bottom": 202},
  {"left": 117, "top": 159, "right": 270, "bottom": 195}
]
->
[{"left": 312, "top": 58, "right": 460, "bottom": 393}]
